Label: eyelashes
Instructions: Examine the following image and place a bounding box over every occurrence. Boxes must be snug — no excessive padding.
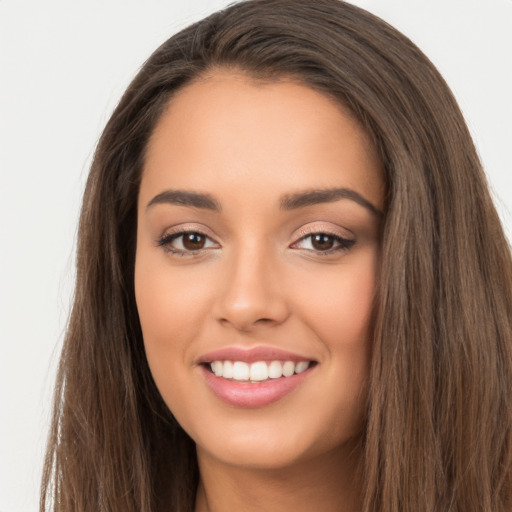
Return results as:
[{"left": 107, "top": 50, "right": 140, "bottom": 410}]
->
[
  {"left": 290, "top": 232, "right": 355, "bottom": 253},
  {"left": 158, "top": 231, "right": 219, "bottom": 253},
  {"left": 157, "top": 228, "right": 355, "bottom": 257}
]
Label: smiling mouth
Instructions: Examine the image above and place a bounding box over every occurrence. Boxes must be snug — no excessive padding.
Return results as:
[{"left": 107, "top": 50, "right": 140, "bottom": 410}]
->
[{"left": 205, "top": 360, "right": 317, "bottom": 383}]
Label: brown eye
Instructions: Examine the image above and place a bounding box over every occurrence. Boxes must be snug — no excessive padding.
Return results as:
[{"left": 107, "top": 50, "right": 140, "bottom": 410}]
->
[
  {"left": 158, "top": 230, "right": 219, "bottom": 255},
  {"left": 182, "top": 232, "right": 206, "bottom": 250},
  {"left": 311, "top": 234, "right": 335, "bottom": 251},
  {"left": 292, "top": 232, "right": 355, "bottom": 254}
]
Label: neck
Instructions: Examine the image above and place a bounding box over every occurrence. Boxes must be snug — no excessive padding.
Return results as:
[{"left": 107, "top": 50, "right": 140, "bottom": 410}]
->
[{"left": 194, "top": 440, "right": 363, "bottom": 512}]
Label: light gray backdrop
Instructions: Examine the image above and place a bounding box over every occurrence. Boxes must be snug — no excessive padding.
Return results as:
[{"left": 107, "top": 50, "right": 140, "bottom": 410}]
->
[{"left": 1, "top": 1, "right": 511, "bottom": 510}]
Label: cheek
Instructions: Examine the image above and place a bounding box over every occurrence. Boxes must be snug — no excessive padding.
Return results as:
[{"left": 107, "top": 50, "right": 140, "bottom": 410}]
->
[
  {"left": 297, "top": 253, "right": 377, "bottom": 350},
  {"left": 135, "top": 253, "right": 212, "bottom": 338},
  {"left": 292, "top": 252, "right": 377, "bottom": 420},
  {"left": 134, "top": 253, "right": 212, "bottom": 394}
]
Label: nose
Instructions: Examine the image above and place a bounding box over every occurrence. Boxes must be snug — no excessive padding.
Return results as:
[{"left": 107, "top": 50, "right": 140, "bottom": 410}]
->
[{"left": 213, "top": 245, "right": 290, "bottom": 332}]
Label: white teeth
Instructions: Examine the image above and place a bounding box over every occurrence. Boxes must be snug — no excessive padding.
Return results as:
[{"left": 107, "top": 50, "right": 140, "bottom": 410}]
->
[
  {"left": 249, "top": 361, "right": 268, "bottom": 381},
  {"left": 223, "top": 360, "right": 234, "bottom": 379},
  {"left": 282, "top": 361, "right": 295, "bottom": 377},
  {"left": 295, "top": 361, "right": 309, "bottom": 374},
  {"left": 209, "top": 360, "right": 312, "bottom": 381},
  {"left": 211, "top": 360, "right": 223, "bottom": 377},
  {"left": 268, "top": 360, "right": 283, "bottom": 379},
  {"left": 233, "top": 361, "right": 250, "bottom": 380}
]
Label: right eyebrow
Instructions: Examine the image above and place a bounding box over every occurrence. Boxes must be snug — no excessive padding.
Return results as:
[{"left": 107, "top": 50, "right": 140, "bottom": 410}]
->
[
  {"left": 146, "top": 189, "right": 222, "bottom": 212},
  {"left": 280, "top": 187, "right": 383, "bottom": 217}
]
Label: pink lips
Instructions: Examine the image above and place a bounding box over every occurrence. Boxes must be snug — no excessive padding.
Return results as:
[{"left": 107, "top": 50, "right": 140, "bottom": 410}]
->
[{"left": 197, "top": 346, "right": 315, "bottom": 408}]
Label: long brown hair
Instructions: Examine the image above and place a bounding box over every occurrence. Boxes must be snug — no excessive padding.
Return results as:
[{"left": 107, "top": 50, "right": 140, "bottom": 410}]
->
[{"left": 41, "top": 1, "right": 512, "bottom": 510}]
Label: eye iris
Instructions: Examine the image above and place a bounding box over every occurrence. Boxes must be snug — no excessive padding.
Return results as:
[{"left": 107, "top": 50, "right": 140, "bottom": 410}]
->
[
  {"left": 183, "top": 233, "right": 205, "bottom": 250},
  {"left": 311, "top": 234, "right": 334, "bottom": 251}
]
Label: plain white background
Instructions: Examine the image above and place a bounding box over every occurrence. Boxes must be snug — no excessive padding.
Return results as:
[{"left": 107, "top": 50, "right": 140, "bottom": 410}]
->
[{"left": 1, "top": 1, "right": 511, "bottom": 510}]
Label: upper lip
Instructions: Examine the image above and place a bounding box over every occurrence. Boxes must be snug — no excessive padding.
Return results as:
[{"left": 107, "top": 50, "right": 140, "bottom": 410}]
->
[{"left": 197, "top": 346, "right": 315, "bottom": 364}]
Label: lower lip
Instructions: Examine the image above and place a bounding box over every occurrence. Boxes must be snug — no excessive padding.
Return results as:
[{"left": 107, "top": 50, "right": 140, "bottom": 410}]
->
[{"left": 200, "top": 365, "right": 313, "bottom": 408}]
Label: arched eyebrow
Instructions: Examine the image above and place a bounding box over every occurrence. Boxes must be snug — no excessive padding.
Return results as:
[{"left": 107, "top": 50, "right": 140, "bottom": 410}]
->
[
  {"left": 146, "top": 187, "right": 383, "bottom": 217},
  {"left": 280, "top": 188, "right": 383, "bottom": 217},
  {"left": 146, "top": 190, "right": 221, "bottom": 212}
]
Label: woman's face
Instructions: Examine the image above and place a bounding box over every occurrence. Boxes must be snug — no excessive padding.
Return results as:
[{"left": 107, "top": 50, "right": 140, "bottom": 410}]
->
[{"left": 135, "top": 70, "right": 384, "bottom": 470}]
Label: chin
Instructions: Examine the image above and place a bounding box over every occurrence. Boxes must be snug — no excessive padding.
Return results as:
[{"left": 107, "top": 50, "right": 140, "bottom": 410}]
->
[{"left": 190, "top": 408, "right": 365, "bottom": 472}]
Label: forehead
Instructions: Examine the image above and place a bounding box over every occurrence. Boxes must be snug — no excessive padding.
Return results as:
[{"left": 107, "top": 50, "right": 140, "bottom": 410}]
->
[{"left": 141, "top": 70, "right": 384, "bottom": 212}]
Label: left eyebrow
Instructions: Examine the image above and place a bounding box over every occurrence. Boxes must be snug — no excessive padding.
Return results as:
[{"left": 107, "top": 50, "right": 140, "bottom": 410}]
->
[
  {"left": 279, "top": 187, "right": 383, "bottom": 217},
  {"left": 146, "top": 189, "right": 221, "bottom": 212}
]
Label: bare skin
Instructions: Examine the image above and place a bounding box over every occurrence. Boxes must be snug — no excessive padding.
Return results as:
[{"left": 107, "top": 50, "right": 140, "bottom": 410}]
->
[
  {"left": 195, "top": 438, "right": 363, "bottom": 512},
  {"left": 135, "top": 69, "right": 384, "bottom": 512}
]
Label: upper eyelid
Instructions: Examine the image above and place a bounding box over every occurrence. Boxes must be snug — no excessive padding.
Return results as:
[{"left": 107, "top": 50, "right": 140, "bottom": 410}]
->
[
  {"left": 158, "top": 224, "right": 218, "bottom": 240},
  {"left": 292, "top": 223, "right": 354, "bottom": 240}
]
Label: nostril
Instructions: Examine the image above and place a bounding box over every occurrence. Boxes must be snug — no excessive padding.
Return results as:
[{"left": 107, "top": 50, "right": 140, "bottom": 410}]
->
[
  {"left": 218, "top": 315, "right": 283, "bottom": 332},
  {"left": 255, "top": 318, "right": 274, "bottom": 324}
]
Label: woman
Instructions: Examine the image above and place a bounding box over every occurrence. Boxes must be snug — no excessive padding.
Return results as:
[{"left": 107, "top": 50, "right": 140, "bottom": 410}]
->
[{"left": 41, "top": 0, "right": 512, "bottom": 511}]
